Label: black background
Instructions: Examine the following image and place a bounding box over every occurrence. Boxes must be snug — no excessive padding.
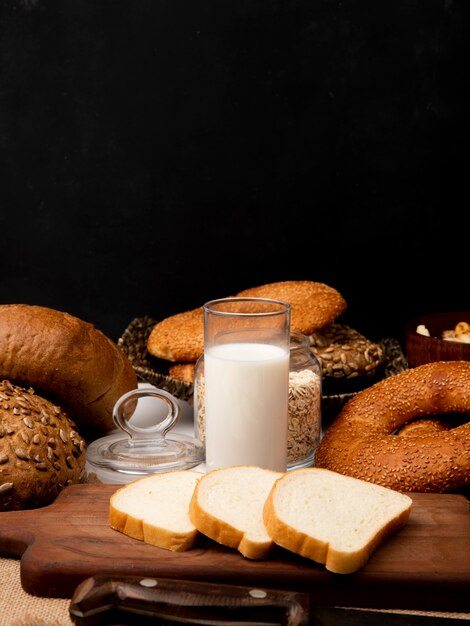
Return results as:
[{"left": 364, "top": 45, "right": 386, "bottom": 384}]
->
[{"left": 0, "top": 0, "right": 467, "bottom": 348}]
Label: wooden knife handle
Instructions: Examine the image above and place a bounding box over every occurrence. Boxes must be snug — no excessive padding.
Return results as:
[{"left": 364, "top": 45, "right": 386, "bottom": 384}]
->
[{"left": 69, "top": 574, "right": 310, "bottom": 626}]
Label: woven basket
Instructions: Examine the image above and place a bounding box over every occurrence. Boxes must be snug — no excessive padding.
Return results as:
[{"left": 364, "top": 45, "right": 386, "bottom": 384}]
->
[
  {"left": 118, "top": 316, "right": 194, "bottom": 403},
  {"left": 118, "top": 317, "right": 408, "bottom": 416}
]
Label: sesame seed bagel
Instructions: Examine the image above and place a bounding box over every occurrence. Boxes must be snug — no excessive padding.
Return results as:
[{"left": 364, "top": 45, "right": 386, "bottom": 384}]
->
[
  {"left": 397, "top": 418, "right": 452, "bottom": 437},
  {"left": 147, "top": 280, "right": 346, "bottom": 363},
  {"left": 315, "top": 361, "right": 470, "bottom": 493}
]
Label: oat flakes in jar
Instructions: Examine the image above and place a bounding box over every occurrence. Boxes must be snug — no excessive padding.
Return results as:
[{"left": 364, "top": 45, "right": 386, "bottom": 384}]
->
[
  {"left": 287, "top": 332, "right": 322, "bottom": 468},
  {"left": 194, "top": 331, "right": 322, "bottom": 470}
]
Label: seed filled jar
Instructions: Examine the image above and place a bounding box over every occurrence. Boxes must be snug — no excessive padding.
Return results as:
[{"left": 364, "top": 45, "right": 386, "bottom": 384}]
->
[{"left": 194, "top": 331, "right": 322, "bottom": 470}]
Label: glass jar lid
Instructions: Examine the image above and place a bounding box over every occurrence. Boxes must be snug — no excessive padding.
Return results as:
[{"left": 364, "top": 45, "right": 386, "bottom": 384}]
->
[{"left": 86, "top": 387, "right": 204, "bottom": 477}]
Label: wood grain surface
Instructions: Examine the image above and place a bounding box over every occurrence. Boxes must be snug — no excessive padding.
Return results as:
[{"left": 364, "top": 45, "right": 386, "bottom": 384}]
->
[{"left": 0, "top": 484, "right": 468, "bottom": 612}]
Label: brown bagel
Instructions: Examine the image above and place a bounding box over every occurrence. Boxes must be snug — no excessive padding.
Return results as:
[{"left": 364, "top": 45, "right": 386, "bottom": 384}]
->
[
  {"left": 0, "top": 304, "right": 138, "bottom": 435},
  {"left": 315, "top": 361, "right": 470, "bottom": 493}
]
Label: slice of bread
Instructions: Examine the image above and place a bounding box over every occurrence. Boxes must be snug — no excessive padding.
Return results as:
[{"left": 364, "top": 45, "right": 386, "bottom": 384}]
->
[
  {"left": 189, "top": 466, "right": 283, "bottom": 560},
  {"left": 263, "top": 468, "right": 412, "bottom": 574},
  {"left": 109, "top": 470, "right": 202, "bottom": 552}
]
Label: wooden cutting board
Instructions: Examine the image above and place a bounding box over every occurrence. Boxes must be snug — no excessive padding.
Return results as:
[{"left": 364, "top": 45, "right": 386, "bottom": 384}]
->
[{"left": 0, "top": 484, "right": 468, "bottom": 613}]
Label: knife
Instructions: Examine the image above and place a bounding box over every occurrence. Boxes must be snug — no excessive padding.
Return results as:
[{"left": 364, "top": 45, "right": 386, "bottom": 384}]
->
[
  {"left": 69, "top": 574, "right": 310, "bottom": 625},
  {"left": 69, "top": 575, "right": 465, "bottom": 626}
]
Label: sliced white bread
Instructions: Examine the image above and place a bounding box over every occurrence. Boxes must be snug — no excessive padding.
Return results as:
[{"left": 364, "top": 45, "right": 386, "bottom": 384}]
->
[
  {"left": 189, "top": 466, "right": 283, "bottom": 559},
  {"left": 109, "top": 470, "right": 202, "bottom": 552},
  {"left": 263, "top": 468, "right": 412, "bottom": 574}
]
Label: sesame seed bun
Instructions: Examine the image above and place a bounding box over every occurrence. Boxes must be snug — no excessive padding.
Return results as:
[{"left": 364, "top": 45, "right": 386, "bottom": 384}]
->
[
  {"left": 147, "top": 308, "right": 203, "bottom": 363},
  {"left": 236, "top": 281, "right": 347, "bottom": 336},
  {"left": 147, "top": 281, "right": 346, "bottom": 363},
  {"left": 168, "top": 362, "right": 196, "bottom": 384}
]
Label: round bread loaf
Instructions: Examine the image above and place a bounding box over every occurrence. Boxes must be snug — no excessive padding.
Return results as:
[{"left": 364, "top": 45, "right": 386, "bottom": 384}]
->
[
  {"left": 315, "top": 361, "right": 470, "bottom": 493},
  {"left": 0, "top": 379, "right": 87, "bottom": 510},
  {"left": 147, "top": 280, "right": 347, "bottom": 363},
  {"left": 0, "top": 305, "right": 138, "bottom": 435}
]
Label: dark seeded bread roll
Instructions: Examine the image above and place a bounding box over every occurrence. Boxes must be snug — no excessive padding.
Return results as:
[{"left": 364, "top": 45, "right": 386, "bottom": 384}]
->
[
  {"left": 309, "top": 324, "right": 384, "bottom": 380},
  {"left": 0, "top": 379, "right": 87, "bottom": 510},
  {"left": 0, "top": 304, "right": 138, "bottom": 435}
]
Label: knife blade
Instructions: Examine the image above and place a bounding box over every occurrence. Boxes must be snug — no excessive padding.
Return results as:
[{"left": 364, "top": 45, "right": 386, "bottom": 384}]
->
[{"left": 69, "top": 574, "right": 310, "bottom": 626}]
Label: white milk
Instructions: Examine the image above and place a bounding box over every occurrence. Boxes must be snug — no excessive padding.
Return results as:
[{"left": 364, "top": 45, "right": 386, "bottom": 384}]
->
[{"left": 204, "top": 342, "right": 289, "bottom": 471}]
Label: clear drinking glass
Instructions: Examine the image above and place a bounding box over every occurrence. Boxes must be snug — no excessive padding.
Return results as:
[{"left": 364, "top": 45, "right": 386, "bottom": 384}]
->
[
  {"left": 194, "top": 331, "right": 322, "bottom": 471},
  {"left": 203, "top": 297, "right": 291, "bottom": 472}
]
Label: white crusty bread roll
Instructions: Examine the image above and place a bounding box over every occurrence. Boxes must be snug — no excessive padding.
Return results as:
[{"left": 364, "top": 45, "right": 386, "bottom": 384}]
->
[
  {"left": 263, "top": 468, "right": 412, "bottom": 574},
  {"left": 189, "top": 466, "right": 283, "bottom": 560},
  {"left": 109, "top": 471, "right": 202, "bottom": 551},
  {"left": 0, "top": 304, "right": 138, "bottom": 435}
]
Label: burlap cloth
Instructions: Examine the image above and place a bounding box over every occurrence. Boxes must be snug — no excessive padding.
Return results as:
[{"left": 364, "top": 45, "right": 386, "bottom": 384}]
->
[
  {"left": 1, "top": 555, "right": 469, "bottom": 626},
  {"left": 0, "top": 557, "right": 72, "bottom": 626}
]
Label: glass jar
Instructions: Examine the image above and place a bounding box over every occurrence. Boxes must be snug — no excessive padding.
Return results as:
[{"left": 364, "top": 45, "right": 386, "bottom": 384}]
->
[
  {"left": 193, "top": 331, "right": 322, "bottom": 470},
  {"left": 287, "top": 332, "right": 322, "bottom": 469}
]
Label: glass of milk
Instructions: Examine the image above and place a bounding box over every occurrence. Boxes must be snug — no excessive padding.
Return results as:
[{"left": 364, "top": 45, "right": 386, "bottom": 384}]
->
[{"left": 203, "top": 297, "right": 291, "bottom": 472}]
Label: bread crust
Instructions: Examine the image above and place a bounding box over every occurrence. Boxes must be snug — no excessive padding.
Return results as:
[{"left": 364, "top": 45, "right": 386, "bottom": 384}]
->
[
  {"left": 189, "top": 466, "right": 282, "bottom": 560},
  {"left": 109, "top": 471, "right": 201, "bottom": 552},
  {"left": 265, "top": 500, "right": 411, "bottom": 574},
  {"left": 263, "top": 468, "right": 412, "bottom": 574},
  {"left": 315, "top": 361, "right": 470, "bottom": 492},
  {"left": 0, "top": 304, "right": 138, "bottom": 434},
  {"left": 189, "top": 485, "right": 247, "bottom": 552},
  {"left": 147, "top": 280, "right": 346, "bottom": 363},
  {"left": 0, "top": 379, "right": 86, "bottom": 510}
]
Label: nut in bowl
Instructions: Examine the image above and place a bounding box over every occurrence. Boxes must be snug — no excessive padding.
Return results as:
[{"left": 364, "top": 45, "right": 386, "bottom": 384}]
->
[{"left": 405, "top": 311, "right": 470, "bottom": 367}]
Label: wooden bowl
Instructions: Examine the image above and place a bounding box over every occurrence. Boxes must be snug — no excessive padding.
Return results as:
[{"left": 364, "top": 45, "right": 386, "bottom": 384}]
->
[{"left": 405, "top": 311, "right": 470, "bottom": 367}]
